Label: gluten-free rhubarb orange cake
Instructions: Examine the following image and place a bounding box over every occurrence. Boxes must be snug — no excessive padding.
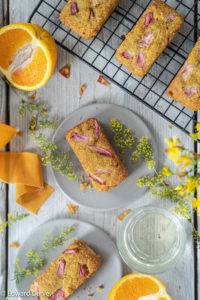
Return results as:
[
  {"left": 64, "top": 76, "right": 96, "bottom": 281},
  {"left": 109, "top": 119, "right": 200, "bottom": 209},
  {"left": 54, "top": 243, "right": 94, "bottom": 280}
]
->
[
  {"left": 115, "top": 0, "right": 183, "bottom": 77},
  {"left": 60, "top": 0, "right": 120, "bottom": 39},
  {"left": 166, "top": 37, "right": 200, "bottom": 111},
  {"left": 30, "top": 240, "right": 101, "bottom": 299},
  {"left": 66, "top": 118, "right": 128, "bottom": 192}
]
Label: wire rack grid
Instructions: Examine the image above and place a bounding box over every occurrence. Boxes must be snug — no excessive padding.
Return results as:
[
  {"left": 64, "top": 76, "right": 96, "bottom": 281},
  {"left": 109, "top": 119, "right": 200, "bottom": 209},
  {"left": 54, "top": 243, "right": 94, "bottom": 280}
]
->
[{"left": 29, "top": 0, "right": 199, "bottom": 139}]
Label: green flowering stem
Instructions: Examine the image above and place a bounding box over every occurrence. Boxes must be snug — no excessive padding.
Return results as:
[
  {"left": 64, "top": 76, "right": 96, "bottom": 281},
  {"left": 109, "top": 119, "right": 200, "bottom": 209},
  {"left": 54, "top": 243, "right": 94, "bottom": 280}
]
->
[
  {"left": 17, "top": 96, "right": 77, "bottom": 180},
  {"left": 14, "top": 226, "right": 76, "bottom": 284},
  {"left": 30, "top": 132, "right": 57, "bottom": 154},
  {"left": 131, "top": 136, "right": 156, "bottom": 170},
  {"left": 30, "top": 132, "right": 76, "bottom": 180},
  {"left": 0, "top": 212, "right": 29, "bottom": 234},
  {"left": 14, "top": 250, "right": 45, "bottom": 283},
  {"left": 42, "top": 226, "right": 75, "bottom": 254},
  {"left": 110, "top": 119, "right": 135, "bottom": 154},
  {"left": 43, "top": 153, "right": 77, "bottom": 180},
  {"left": 136, "top": 172, "right": 191, "bottom": 221},
  {"left": 18, "top": 99, "right": 48, "bottom": 117}
]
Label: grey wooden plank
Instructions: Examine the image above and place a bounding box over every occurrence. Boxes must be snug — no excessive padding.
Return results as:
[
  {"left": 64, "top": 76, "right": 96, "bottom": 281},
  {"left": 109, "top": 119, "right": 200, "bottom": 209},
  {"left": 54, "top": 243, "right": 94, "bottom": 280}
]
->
[
  {"left": 7, "top": 0, "right": 197, "bottom": 299},
  {"left": 0, "top": 0, "right": 8, "bottom": 299}
]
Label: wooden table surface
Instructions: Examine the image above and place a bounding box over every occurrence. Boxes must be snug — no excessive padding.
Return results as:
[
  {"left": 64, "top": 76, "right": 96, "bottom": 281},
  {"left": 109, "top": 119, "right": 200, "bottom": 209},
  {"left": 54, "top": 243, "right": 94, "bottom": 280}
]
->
[{"left": 0, "top": 0, "right": 199, "bottom": 299}]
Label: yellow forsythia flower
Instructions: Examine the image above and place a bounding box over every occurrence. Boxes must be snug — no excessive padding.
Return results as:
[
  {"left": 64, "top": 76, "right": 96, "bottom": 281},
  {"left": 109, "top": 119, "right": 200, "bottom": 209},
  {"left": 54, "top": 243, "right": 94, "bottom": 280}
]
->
[
  {"left": 175, "top": 177, "right": 199, "bottom": 197},
  {"left": 190, "top": 123, "right": 200, "bottom": 140},
  {"left": 175, "top": 185, "right": 185, "bottom": 196},
  {"left": 178, "top": 155, "right": 193, "bottom": 167},
  {"left": 165, "top": 136, "right": 181, "bottom": 148},
  {"left": 185, "top": 178, "right": 199, "bottom": 194},
  {"left": 177, "top": 155, "right": 193, "bottom": 173},
  {"left": 192, "top": 197, "right": 200, "bottom": 216},
  {"left": 176, "top": 178, "right": 199, "bottom": 197},
  {"left": 161, "top": 166, "right": 173, "bottom": 177},
  {"left": 165, "top": 137, "right": 182, "bottom": 165}
]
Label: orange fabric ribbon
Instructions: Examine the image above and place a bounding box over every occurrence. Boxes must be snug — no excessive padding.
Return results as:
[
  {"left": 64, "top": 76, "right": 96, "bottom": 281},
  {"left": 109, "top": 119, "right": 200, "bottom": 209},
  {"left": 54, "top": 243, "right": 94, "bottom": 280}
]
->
[{"left": 0, "top": 123, "right": 54, "bottom": 214}]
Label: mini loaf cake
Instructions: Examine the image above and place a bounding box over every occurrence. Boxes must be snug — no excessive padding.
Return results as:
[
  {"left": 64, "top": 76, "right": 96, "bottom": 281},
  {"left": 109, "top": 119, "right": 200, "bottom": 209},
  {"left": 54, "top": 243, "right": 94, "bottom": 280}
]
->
[
  {"left": 60, "top": 0, "right": 120, "bottom": 39},
  {"left": 66, "top": 118, "right": 128, "bottom": 192},
  {"left": 30, "top": 240, "right": 101, "bottom": 300},
  {"left": 115, "top": 0, "right": 183, "bottom": 77},
  {"left": 166, "top": 37, "right": 200, "bottom": 111}
]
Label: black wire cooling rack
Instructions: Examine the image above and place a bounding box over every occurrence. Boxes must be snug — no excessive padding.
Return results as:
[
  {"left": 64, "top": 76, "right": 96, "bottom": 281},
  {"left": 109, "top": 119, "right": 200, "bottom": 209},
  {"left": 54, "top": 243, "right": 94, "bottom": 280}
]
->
[{"left": 29, "top": 0, "right": 199, "bottom": 138}]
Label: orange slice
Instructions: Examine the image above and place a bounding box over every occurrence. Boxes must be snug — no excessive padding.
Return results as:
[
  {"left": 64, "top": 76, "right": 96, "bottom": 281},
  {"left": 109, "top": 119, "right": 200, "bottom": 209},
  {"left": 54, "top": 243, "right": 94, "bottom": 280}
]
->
[
  {"left": 0, "top": 23, "right": 57, "bottom": 91},
  {"left": 108, "top": 274, "right": 172, "bottom": 300}
]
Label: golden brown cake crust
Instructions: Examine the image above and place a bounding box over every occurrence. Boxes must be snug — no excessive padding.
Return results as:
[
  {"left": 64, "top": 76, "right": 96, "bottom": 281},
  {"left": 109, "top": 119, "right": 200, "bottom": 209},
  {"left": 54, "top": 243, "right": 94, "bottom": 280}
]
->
[
  {"left": 66, "top": 118, "right": 128, "bottom": 192},
  {"left": 60, "top": 0, "right": 120, "bottom": 39},
  {"left": 30, "top": 240, "right": 101, "bottom": 300},
  {"left": 166, "top": 37, "right": 200, "bottom": 111},
  {"left": 115, "top": 0, "right": 183, "bottom": 77}
]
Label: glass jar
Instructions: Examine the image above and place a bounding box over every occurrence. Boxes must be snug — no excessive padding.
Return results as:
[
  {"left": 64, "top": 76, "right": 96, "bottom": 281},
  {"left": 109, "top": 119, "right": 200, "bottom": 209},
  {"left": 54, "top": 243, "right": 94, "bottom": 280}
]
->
[{"left": 117, "top": 206, "right": 186, "bottom": 274}]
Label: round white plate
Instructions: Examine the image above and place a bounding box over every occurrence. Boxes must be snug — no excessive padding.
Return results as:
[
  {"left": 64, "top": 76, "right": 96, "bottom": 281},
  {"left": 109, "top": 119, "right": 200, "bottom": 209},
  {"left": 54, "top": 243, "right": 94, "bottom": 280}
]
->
[
  {"left": 52, "top": 103, "right": 157, "bottom": 210},
  {"left": 15, "top": 218, "right": 122, "bottom": 300}
]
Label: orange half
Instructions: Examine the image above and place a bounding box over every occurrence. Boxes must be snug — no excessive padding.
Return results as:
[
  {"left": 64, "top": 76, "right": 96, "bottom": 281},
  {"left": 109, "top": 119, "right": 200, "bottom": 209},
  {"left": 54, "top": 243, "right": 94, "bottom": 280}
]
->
[
  {"left": 0, "top": 23, "right": 57, "bottom": 91},
  {"left": 108, "top": 274, "right": 172, "bottom": 300}
]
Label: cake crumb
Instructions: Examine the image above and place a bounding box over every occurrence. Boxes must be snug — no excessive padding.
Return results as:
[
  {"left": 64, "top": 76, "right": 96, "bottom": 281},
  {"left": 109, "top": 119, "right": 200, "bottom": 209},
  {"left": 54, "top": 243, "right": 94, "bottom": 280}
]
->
[
  {"left": 80, "top": 84, "right": 87, "bottom": 96},
  {"left": 67, "top": 203, "right": 78, "bottom": 214},
  {"left": 80, "top": 181, "right": 90, "bottom": 191},
  {"left": 97, "top": 75, "right": 111, "bottom": 87},
  {"left": 29, "top": 91, "right": 37, "bottom": 100},
  {"left": 59, "top": 64, "right": 71, "bottom": 78},
  {"left": 117, "top": 209, "right": 132, "bottom": 221},
  {"left": 88, "top": 293, "right": 94, "bottom": 297},
  {"left": 168, "top": 124, "right": 173, "bottom": 129},
  {"left": 16, "top": 130, "right": 23, "bottom": 136},
  {"left": 9, "top": 241, "right": 21, "bottom": 249},
  {"left": 87, "top": 287, "right": 94, "bottom": 300},
  {"left": 96, "top": 284, "right": 104, "bottom": 292}
]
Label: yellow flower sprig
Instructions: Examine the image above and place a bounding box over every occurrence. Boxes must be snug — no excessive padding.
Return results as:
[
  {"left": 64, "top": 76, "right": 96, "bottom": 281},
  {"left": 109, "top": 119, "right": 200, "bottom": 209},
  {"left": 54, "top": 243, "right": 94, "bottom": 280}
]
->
[
  {"left": 131, "top": 136, "right": 156, "bottom": 170},
  {"left": 110, "top": 119, "right": 135, "bottom": 154},
  {"left": 136, "top": 125, "right": 200, "bottom": 241},
  {"left": 14, "top": 250, "right": 45, "bottom": 283},
  {"left": 165, "top": 136, "right": 197, "bottom": 175},
  {"left": 190, "top": 123, "right": 200, "bottom": 141},
  {"left": 192, "top": 196, "right": 200, "bottom": 217},
  {"left": 175, "top": 176, "right": 200, "bottom": 199},
  {"left": 165, "top": 137, "right": 183, "bottom": 165},
  {"left": 0, "top": 212, "right": 29, "bottom": 234},
  {"left": 164, "top": 132, "right": 199, "bottom": 202},
  {"left": 14, "top": 225, "right": 76, "bottom": 284},
  {"left": 136, "top": 169, "right": 191, "bottom": 220},
  {"left": 18, "top": 96, "right": 77, "bottom": 180}
]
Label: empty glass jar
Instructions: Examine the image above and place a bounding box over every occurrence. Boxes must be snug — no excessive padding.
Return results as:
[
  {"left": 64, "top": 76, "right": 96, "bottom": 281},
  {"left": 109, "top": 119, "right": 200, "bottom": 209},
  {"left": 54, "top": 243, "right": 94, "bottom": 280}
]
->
[{"left": 117, "top": 206, "right": 187, "bottom": 274}]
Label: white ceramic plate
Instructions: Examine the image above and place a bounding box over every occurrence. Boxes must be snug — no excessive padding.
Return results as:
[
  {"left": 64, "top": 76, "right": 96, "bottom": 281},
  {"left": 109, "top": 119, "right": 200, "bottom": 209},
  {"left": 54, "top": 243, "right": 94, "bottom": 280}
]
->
[
  {"left": 15, "top": 218, "right": 122, "bottom": 300},
  {"left": 52, "top": 103, "right": 157, "bottom": 210}
]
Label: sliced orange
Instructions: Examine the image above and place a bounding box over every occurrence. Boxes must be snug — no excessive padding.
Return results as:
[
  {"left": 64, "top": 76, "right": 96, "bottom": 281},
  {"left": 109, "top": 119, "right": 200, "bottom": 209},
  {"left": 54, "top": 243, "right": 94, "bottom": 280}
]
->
[
  {"left": 0, "top": 23, "right": 57, "bottom": 91},
  {"left": 108, "top": 274, "right": 172, "bottom": 300}
]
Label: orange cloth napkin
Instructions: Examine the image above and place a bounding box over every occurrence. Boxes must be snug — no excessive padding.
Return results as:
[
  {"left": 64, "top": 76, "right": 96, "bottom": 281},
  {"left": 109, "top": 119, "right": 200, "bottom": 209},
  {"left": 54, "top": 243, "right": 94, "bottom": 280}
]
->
[{"left": 0, "top": 123, "right": 54, "bottom": 214}]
